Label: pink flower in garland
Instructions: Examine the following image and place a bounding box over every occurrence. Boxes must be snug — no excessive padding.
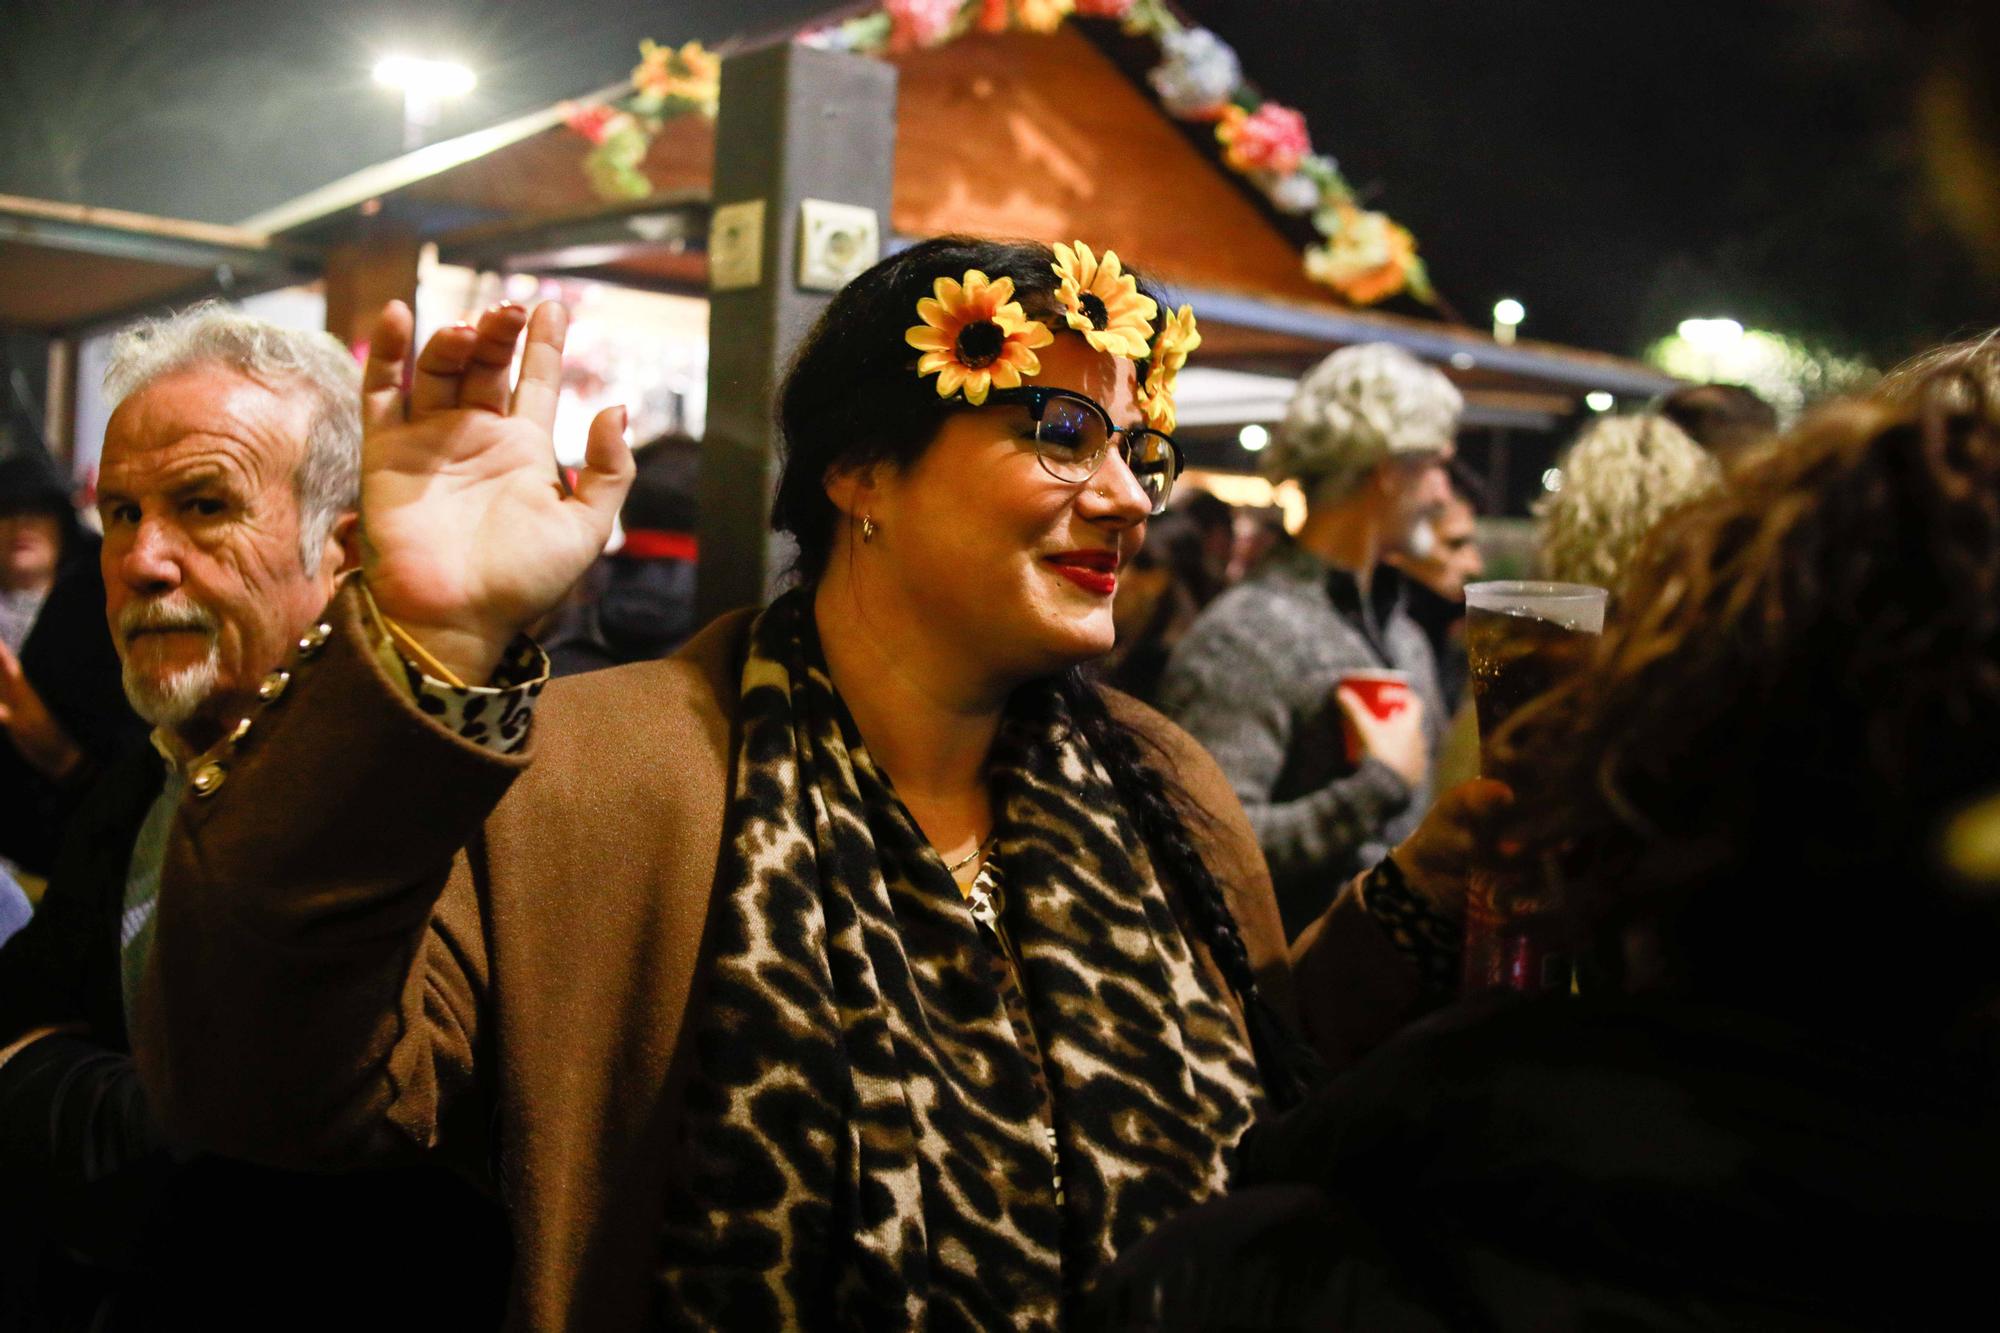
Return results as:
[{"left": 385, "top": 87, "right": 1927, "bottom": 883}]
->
[
  {"left": 563, "top": 103, "right": 622, "bottom": 146},
  {"left": 1216, "top": 102, "right": 1312, "bottom": 177},
  {"left": 1072, "top": 0, "right": 1136, "bottom": 16},
  {"left": 887, "top": 0, "right": 962, "bottom": 50}
]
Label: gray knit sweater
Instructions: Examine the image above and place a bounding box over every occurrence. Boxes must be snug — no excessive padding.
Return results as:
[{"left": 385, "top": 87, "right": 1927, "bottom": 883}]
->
[{"left": 1158, "top": 543, "right": 1444, "bottom": 936}]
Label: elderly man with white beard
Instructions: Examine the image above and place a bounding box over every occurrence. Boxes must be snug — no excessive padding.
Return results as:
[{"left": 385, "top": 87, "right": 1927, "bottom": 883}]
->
[{"left": 0, "top": 304, "right": 505, "bottom": 1328}]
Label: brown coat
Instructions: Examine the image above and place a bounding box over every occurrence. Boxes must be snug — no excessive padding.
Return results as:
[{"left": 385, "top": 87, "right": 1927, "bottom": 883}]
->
[{"left": 134, "top": 583, "right": 1426, "bottom": 1331}]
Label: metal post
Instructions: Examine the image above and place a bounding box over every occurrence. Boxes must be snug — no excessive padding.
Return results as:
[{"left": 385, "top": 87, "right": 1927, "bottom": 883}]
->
[
  {"left": 697, "top": 41, "right": 898, "bottom": 620},
  {"left": 44, "top": 336, "right": 75, "bottom": 470},
  {"left": 1488, "top": 428, "right": 1512, "bottom": 517}
]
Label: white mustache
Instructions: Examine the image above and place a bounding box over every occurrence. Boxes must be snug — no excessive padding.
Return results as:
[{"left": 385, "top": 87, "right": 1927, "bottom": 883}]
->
[{"left": 119, "top": 597, "right": 219, "bottom": 643}]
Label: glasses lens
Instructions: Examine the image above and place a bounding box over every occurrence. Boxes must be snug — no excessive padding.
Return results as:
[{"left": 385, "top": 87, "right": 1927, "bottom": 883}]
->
[
  {"left": 1126, "top": 430, "right": 1179, "bottom": 514},
  {"left": 1034, "top": 396, "right": 1110, "bottom": 481}
]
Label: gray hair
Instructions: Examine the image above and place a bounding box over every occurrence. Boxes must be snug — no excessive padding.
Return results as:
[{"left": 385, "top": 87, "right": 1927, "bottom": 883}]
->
[
  {"left": 1536, "top": 413, "right": 1722, "bottom": 592},
  {"left": 104, "top": 302, "right": 361, "bottom": 569},
  {"left": 1264, "top": 343, "right": 1463, "bottom": 504}
]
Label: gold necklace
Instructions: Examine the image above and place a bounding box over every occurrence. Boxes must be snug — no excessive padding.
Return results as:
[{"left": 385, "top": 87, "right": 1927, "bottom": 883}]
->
[{"left": 944, "top": 833, "right": 995, "bottom": 876}]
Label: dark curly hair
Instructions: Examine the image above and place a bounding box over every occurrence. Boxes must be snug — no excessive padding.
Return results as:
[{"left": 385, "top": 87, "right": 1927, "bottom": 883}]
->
[
  {"left": 1493, "top": 337, "right": 2000, "bottom": 1036},
  {"left": 771, "top": 236, "right": 1317, "bottom": 1107}
]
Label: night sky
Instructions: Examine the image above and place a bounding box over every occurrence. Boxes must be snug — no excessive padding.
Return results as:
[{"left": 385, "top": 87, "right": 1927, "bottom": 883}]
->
[{"left": 3, "top": 0, "right": 1995, "bottom": 362}]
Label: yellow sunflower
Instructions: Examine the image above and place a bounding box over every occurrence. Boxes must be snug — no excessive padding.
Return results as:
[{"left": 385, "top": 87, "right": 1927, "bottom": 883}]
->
[
  {"left": 1013, "top": 0, "right": 1075, "bottom": 33},
  {"left": 1051, "top": 241, "right": 1158, "bottom": 358},
  {"left": 905, "top": 270, "right": 1055, "bottom": 405},
  {"left": 633, "top": 40, "right": 720, "bottom": 112},
  {"left": 1138, "top": 304, "right": 1200, "bottom": 433}
]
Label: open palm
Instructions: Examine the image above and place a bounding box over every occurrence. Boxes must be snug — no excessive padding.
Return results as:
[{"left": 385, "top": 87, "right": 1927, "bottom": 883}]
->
[{"left": 358, "top": 300, "right": 633, "bottom": 682}]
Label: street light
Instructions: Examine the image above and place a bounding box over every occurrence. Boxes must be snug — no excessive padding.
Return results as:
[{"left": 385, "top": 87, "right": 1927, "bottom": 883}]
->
[
  {"left": 1238, "top": 423, "right": 1270, "bottom": 452},
  {"left": 1677, "top": 317, "right": 1743, "bottom": 351},
  {"left": 1492, "top": 298, "right": 1524, "bottom": 346},
  {"left": 374, "top": 55, "right": 477, "bottom": 150},
  {"left": 1675, "top": 317, "right": 1747, "bottom": 381}
]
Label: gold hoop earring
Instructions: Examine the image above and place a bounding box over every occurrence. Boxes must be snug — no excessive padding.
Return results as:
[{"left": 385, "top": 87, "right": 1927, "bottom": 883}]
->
[{"left": 861, "top": 515, "right": 877, "bottom": 543}]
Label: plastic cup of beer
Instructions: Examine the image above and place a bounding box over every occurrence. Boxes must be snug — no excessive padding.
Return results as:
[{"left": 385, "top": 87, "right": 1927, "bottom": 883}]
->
[
  {"left": 1336, "top": 668, "right": 1412, "bottom": 765},
  {"left": 1464, "top": 581, "right": 1609, "bottom": 757},
  {"left": 1460, "top": 580, "right": 1607, "bottom": 993}
]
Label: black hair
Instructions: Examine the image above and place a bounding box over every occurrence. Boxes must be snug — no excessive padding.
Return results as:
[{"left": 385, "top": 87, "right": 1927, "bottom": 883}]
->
[
  {"left": 0, "top": 429, "right": 82, "bottom": 558},
  {"left": 1177, "top": 488, "right": 1234, "bottom": 538},
  {"left": 775, "top": 235, "right": 1318, "bottom": 1106},
  {"left": 620, "top": 432, "right": 700, "bottom": 535},
  {"left": 1659, "top": 381, "right": 1779, "bottom": 456}
]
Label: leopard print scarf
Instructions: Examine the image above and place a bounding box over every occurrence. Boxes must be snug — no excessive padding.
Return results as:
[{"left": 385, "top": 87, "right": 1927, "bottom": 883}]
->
[{"left": 654, "top": 591, "right": 1264, "bottom": 1330}]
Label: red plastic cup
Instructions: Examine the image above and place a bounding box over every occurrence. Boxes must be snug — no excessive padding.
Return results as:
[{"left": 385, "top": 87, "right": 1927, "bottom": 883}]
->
[{"left": 1337, "top": 668, "right": 1413, "bottom": 765}]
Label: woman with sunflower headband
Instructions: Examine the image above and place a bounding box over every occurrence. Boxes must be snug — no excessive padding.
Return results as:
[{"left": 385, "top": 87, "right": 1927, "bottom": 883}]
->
[{"left": 134, "top": 235, "right": 1475, "bottom": 1330}]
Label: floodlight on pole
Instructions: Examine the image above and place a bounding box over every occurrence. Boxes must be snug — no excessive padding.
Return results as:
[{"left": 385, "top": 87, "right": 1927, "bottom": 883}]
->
[
  {"left": 374, "top": 55, "right": 477, "bottom": 150},
  {"left": 1492, "top": 298, "right": 1525, "bottom": 346}
]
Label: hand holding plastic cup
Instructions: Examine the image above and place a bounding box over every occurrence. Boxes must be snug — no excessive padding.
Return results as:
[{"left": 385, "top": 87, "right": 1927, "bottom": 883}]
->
[
  {"left": 1336, "top": 668, "right": 1412, "bottom": 765},
  {"left": 1460, "top": 580, "right": 1608, "bottom": 995}
]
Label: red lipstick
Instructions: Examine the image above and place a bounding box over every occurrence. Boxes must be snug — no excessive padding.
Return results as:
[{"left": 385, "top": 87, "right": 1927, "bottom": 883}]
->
[{"left": 1044, "top": 548, "right": 1118, "bottom": 597}]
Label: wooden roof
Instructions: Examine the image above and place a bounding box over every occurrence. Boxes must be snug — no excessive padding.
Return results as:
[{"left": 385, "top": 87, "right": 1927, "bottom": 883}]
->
[
  {"left": 220, "top": 19, "right": 1673, "bottom": 401},
  {"left": 241, "top": 27, "right": 1359, "bottom": 306},
  {"left": 0, "top": 194, "right": 311, "bottom": 335},
  {"left": 889, "top": 28, "right": 1328, "bottom": 304}
]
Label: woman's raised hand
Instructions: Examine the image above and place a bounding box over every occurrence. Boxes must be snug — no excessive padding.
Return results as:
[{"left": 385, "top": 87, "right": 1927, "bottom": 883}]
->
[{"left": 358, "top": 300, "right": 634, "bottom": 683}]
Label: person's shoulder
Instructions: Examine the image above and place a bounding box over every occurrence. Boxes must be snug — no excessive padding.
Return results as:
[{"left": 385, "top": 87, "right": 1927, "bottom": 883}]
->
[
  {"left": 1166, "top": 575, "right": 1329, "bottom": 705},
  {"left": 1181, "top": 573, "right": 1320, "bottom": 657},
  {"left": 543, "top": 608, "right": 749, "bottom": 704},
  {"left": 1098, "top": 684, "right": 1286, "bottom": 967},
  {"left": 69, "top": 738, "right": 168, "bottom": 827},
  {"left": 1101, "top": 687, "right": 1248, "bottom": 822},
  {"left": 537, "top": 608, "right": 752, "bottom": 750}
]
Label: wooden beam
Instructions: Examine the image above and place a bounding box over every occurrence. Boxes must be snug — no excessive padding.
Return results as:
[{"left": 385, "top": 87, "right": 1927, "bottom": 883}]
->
[{"left": 0, "top": 192, "right": 289, "bottom": 258}]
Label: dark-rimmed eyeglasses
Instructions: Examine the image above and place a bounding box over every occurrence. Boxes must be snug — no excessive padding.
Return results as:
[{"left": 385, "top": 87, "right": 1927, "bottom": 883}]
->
[{"left": 981, "top": 386, "right": 1182, "bottom": 516}]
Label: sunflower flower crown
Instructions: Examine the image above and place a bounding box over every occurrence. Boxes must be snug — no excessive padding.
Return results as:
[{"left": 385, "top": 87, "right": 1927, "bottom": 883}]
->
[{"left": 903, "top": 240, "right": 1200, "bottom": 431}]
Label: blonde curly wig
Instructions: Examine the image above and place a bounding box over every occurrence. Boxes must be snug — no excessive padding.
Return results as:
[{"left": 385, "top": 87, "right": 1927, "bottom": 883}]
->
[
  {"left": 1535, "top": 413, "right": 1722, "bottom": 591},
  {"left": 1263, "top": 343, "right": 1461, "bottom": 502}
]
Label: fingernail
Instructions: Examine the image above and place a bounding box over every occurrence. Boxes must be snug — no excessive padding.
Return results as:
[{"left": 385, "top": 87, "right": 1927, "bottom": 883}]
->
[{"left": 616, "top": 406, "right": 629, "bottom": 435}]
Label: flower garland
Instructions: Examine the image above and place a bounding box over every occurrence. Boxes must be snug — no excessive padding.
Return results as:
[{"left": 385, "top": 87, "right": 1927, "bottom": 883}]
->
[
  {"left": 566, "top": 4, "right": 1433, "bottom": 307},
  {"left": 903, "top": 242, "right": 1199, "bottom": 433},
  {"left": 562, "top": 40, "right": 720, "bottom": 202}
]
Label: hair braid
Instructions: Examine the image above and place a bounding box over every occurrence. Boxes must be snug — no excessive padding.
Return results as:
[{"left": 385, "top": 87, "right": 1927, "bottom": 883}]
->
[{"left": 1056, "top": 672, "right": 1321, "bottom": 1110}]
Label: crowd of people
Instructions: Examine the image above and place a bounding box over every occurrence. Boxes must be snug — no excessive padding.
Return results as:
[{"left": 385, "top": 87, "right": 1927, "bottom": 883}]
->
[{"left": 0, "top": 232, "right": 1992, "bottom": 1331}]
